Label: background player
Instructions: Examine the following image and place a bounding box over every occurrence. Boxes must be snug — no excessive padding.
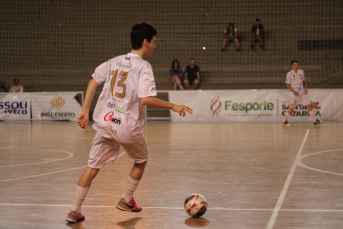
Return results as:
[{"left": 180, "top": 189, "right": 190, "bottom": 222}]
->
[
  {"left": 65, "top": 22, "right": 193, "bottom": 223},
  {"left": 283, "top": 60, "right": 322, "bottom": 126}
]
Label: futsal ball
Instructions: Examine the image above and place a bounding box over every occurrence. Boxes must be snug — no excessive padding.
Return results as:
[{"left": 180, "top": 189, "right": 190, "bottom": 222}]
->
[{"left": 184, "top": 194, "right": 208, "bottom": 218}]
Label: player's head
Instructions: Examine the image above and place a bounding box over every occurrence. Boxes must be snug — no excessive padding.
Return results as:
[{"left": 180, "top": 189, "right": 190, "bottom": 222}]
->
[
  {"left": 291, "top": 60, "right": 299, "bottom": 71},
  {"left": 13, "top": 78, "right": 19, "bottom": 86},
  {"left": 189, "top": 58, "right": 195, "bottom": 66},
  {"left": 255, "top": 18, "right": 260, "bottom": 25},
  {"left": 131, "top": 22, "right": 157, "bottom": 57},
  {"left": 172, "top": 59, "right": 180, "bottom": 69}
]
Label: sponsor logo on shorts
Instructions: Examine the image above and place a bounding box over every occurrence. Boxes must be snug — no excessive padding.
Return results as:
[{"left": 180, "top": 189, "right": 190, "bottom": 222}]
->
[
  {"left": 108, "top": 102, "right": 124, "bottom": 113},
  {"left": 104, "top": 111, "right": 121, "bottom": 125},
  {"left": 50, "top": 95, "right": 65, "bottom": 110},
  {"left": 101, "top": 125, "right": 117, "bottom": 135},
  {"left": 0, "top": 101, "right": 28, "bottom": 115}
]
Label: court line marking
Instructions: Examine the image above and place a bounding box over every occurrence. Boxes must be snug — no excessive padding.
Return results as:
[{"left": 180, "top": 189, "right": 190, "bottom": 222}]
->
[
  {"left": 266, "top": 129, "right": 310, "bottom": 229},
  {"left": 297, "top": 149, "right": 343, "bottom": 176},
  {"left": 0, "top": 147, "right": 74, "bottom": 167},
  {"left": 0, "top": 203, "right": 342, "bottom": 212},
  {"left": 0, "top": 151, "right": 126, "bottom": 182}
]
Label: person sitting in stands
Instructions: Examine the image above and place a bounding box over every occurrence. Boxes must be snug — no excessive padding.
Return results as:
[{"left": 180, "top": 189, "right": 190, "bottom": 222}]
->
[
  {"left": 169, "top": 59, "right": 183, "bottom": 90},
  {"left": 222, "top": 23, "right": 240, "bottom": 52},
  {"left": 9, "top": 78, "right": 24, "bottom": 93}
]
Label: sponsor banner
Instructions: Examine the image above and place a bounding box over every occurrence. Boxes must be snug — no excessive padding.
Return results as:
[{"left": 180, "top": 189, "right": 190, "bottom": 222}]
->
[
  {"left": 0, "top": 93, "right": 31, "bottom": 120},
  {"left": 169, "top": 90, "right": 343, "bottom": 122},
  {"left": 31, "top": 93, "right": 82, "bottom": 121}
]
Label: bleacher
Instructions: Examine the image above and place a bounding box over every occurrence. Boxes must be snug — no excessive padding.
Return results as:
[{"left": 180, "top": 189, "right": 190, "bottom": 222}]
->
[{"left": 1, "top": 0, "right": 342, "bottom": 114}]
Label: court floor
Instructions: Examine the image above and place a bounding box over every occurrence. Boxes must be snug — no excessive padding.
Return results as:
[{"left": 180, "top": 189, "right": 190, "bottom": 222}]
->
[{"left": 0, "top": 121, "right": 343, "bottom": 229}]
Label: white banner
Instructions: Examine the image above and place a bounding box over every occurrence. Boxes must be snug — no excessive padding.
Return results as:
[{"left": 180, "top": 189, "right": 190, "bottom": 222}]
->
[
  {"left": 31, "top": 92, "right": 82, "bottom": 121},
  {"left": 169, "top": 89, "right": 343, "bottom": 122},
  {"left": 0, "top": 93, "right": 31, "bottom": 120}
]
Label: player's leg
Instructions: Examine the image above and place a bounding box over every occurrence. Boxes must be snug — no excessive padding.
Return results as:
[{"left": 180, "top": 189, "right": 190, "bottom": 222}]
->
[
  {"left": 171, "top": 74, "right": 178, "bottom": 90},
  {"left": 174, "top": 74, "right": 183, "bottom": 90},
  {"left": 222, "top": 35, "right": 228, "bottom": 51},
  {"left": 66, "top": 132, "right": 120, "bottom": 222},
  {"left": 303, "top": 95, "right": 322, "bottom": 124},
  {"left": 257, "top": 36, "right": 264, "bottom": 51},
  {"left": 117, "top": 135, "right": 149, "bottom": 212},
  {"left": 251, "top": 36, "right": 256, "bottom": 51},
  {"left": 283, "top": 93, "right": 298, "bottom": 125},
  {"left": 194, "top": 79, "right": 199, "bottom": 89},
  {"left": 184, "top": 79, "right": 191, "bottom": 90},
  {"left": 234, "top": 37, "right": 240, "bottom": 50}
]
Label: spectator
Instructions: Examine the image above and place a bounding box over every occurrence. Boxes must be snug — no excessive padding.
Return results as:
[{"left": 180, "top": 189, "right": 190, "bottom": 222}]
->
[
  {"left": 221, "top": 23, "right": 240, "bottom": 52},
  {"left": 0, "top": 80, "right": 9, "bottom": 92},
  {"left": 251, "top": 18, "right": 264, "bottom": 51},
  {"left": 9, "top": 78, "right": 24, "bottom": 93},
  {"left": 169, "top": 59, "right": 183, "bottom": 90},
  {"left": 184, "top": 58, "right": 200, "bottom": 90}
]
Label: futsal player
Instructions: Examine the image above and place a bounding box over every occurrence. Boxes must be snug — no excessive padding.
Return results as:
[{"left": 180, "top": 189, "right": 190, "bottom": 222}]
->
[
  {"left": 66, "top": 22, "right": 193, "bottom": 223},
  {"left": 282, "top": 60, "right": 322, "bottom": 126}
]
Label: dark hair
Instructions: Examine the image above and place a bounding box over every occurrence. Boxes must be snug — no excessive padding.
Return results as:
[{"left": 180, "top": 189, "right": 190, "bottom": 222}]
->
[
  {"left": 291, "top": 60, "right": 298, "bottom": 65},
  {"left": 228, "top": 22, "right": 235, "bottom": 31},
  {"left": 255, "top": 18, "right": 260, "bottom": 22},
  {"left": 14, "top": 78, "right": 19, "bottom": 83},
  {"left": 130, "top": 22, "right": 157, "bottom": 50},
  {"left": 190, "top": 58, "right": 195, "bottom": 61},
  {"left": 171, "top": 59, "right": 180, "bottom": 69}
]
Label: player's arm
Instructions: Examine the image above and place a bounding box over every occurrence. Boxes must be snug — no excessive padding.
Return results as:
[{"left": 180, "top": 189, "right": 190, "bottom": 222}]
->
[
  {"left": 196, "top": 71, "right": 200, "bottom": 81},
  {"left": 286, "top": 83, "right": 298, "bottom": 95},
  {"left": 77, "top": 79, "right": 98, "bottom": 128},
  {"left": 140, "top": 97, "right": 193, "bottom": 117}
]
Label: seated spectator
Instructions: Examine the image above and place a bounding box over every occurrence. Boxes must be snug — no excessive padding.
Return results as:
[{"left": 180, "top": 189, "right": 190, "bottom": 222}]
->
[
  {"left": 251, "top": 18, "right": 264, "bottom": 51},
  {"left": 169, "top": 59, "right": 183, "bottom": 90},
  {"left": 9, "top": 78, "right": 24, "bottom": 93},
  {"left": 0, "top": 80, "right": 9, "bottom": 92},
  {"left": 184, "top": 58, "right": 200, "bottom": 90},
  {"left": 221, "top": 23, "right": 241, "bottom": 52}
]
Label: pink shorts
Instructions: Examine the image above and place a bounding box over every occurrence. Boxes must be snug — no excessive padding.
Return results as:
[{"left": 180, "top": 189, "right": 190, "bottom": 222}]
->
[
  {"left": 88, "top": 131, "right": 149, "bottom": 169},
  {"left": 289, "top": 91, "right": 311, "bottom": 108}
]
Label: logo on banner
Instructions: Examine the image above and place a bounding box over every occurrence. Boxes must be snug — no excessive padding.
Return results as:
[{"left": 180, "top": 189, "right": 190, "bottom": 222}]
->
[
  {"left": 50, "top": 95, "right": 65, "bottom": 110},
  {"left": 0, "top": 101, "right": 28, "bottom": 115},
  {"left": 281, "top": 100, "right": 321, "bottom": 116},
  {"left": 210, "top": 96, "right": 222, "bottom": 116}
]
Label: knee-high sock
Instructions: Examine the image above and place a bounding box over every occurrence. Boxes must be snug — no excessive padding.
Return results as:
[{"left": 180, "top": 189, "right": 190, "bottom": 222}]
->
[
  {"left": 284, "top": 112, "right": 291, "bottom": 122},
  {"left": 122, "top": 176, "right": 140, "bottom": 202},
  {"left": 309, "top": 110, "right": 316, "bottom": 122},
  {"left": 72, "top": 186, "right": 89, "bottom": 213}
]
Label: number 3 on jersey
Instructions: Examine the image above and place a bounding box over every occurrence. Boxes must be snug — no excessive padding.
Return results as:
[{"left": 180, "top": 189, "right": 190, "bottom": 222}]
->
[{"left": 110, "top": 69, "right": 128, "bottom": 99}]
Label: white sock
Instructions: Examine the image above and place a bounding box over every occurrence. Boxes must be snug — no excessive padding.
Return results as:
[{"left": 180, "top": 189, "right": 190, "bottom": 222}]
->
[
  {"left": 284, "top": 112, "right": 291, "bottom": 122},
  {"left": 309, "top": 110, "right": 316, "bottom": 122},
  {"left": 122, "top": 176, "right": 140, "bottom": 202},
  {"left": 72, "top": 186, "right": 89, "bottom": 213}
]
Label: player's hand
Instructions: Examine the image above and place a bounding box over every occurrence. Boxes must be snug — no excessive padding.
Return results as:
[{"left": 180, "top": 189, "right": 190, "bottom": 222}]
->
[
  {"left": 77, "top": 111, "right": 89, "bottom": 129},
  {"left": 172, "top": 104, "right": 193, "bottom": 117},
  {"left": 293, "top": 91, "right": 299, "bottom": 96},
  {"left": 304, "top": 89, "right": 308, "bottom": 94}
]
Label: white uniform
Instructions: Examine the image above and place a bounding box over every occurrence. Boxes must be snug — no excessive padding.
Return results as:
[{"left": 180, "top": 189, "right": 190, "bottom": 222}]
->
[
  {"left": 285, "top": 69, "right": 310, "bottom": 108},
  {"left": 88, "top": 53, "right": 157, "bottom": 168}
]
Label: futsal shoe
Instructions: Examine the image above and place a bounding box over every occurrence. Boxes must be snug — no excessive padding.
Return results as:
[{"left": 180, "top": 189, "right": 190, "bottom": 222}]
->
[
  {"left": 313, "top": 119, "right": 323, "bottom": 125},
  {"left": 65, "top": 210, "right": 85, "bottom": 223},
  {"left": 282, "top": 120, "right": 290, "bottom": 126},
  {"left": 116, "top": 197, "right": 142, "bottom": 212}
]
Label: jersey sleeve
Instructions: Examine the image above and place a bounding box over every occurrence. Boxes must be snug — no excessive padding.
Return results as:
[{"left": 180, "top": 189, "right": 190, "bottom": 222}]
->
[
  {"left": 138, "top": 64, "right": 157, "bottom": 98},
  {"left": 92, "top": 61, "right": 109, "bottom": 85},
  {"left": 285, "top": 73, "right": 291, "bottom": 84}
]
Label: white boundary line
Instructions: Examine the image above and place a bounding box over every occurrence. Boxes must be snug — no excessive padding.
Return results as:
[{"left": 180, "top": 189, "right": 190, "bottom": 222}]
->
[
  {"left": 266, "top": 129, "right": 310, "bottom": 229},
  {"left": 0, "top": 151, "right": 126, "bottom": 182}
]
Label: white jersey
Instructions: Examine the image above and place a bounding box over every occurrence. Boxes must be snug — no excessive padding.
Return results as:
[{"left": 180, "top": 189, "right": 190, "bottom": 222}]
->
[
  {"left": 92, "top": 53, "right": 157, "bottom": 144},
  {"left": 285, "top": 69, "right": 305, "bottom": 92}
]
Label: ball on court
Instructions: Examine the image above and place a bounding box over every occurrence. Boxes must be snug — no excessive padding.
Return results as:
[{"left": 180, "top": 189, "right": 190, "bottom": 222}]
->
[{"left": 184, "top": 194, "right": 208, "bottom": 218}]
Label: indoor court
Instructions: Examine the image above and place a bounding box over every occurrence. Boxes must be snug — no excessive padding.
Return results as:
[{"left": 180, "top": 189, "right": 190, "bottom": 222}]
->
[{"left": 1, "top": 121, "right": 343, "bottom": 228}]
